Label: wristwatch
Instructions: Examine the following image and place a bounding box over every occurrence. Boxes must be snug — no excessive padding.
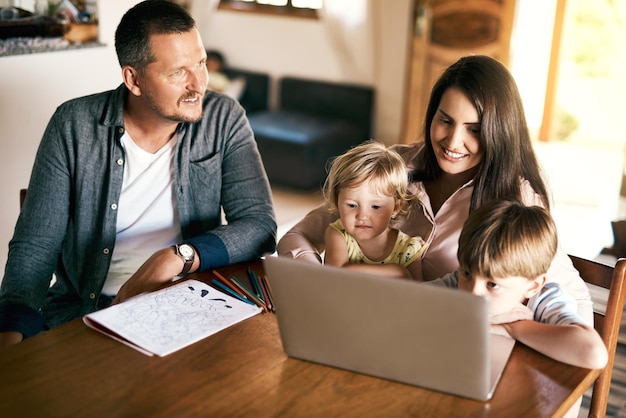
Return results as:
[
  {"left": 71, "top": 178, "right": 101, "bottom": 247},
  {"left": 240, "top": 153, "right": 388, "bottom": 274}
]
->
[{"left": 174, "top": 243, "right": 195, "bottom": 275}]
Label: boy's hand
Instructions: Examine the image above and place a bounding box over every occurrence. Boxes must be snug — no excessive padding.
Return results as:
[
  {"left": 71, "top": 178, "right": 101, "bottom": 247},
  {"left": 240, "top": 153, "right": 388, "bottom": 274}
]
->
[
  {"left": 489, "top": 324, "right": 513, "bottom": 337},
  {"left": 489, "top": 303, "right": 533, "bottom": 325},
  {"left": 489, "top": 303, "right": 533, "bottom": 337}
]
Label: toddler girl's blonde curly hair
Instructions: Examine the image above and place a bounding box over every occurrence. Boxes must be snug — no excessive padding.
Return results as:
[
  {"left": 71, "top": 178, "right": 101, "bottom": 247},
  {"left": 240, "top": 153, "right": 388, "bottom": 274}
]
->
[{"left": 323, "top": 140, "right": 414, "bottom": 217}]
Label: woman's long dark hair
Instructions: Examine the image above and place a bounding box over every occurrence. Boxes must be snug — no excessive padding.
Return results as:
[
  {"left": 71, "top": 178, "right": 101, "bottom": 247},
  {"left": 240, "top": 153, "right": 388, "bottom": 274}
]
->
[{"left": 411, "top": 55, "right": 550, "bottom": 211}]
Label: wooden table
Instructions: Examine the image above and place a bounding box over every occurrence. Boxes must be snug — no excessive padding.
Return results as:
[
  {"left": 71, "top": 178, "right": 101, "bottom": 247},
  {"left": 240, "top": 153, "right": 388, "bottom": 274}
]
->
[{"left": 0, "top": 260, "right": 599, "bottom": 417}]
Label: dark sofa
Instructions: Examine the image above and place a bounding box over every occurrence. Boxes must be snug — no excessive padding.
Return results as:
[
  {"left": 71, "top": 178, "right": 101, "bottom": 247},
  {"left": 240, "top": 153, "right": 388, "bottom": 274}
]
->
[
  {"left": 222, "top": 67, "right": 270, "bottom": 114},
  {"left": 248, "top": 77, "right": 375, "bottom": 189}
]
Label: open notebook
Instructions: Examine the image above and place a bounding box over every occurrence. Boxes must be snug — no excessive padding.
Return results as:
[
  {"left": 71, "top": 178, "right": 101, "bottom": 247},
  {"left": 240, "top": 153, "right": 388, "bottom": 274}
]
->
[{"left": 263, "top": 256, "right": 515, "bottom": 401}]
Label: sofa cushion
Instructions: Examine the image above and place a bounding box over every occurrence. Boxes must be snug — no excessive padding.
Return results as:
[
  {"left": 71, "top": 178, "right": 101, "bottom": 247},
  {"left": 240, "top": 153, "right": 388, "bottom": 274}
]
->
[
  {"left": 244, "top": 76, "right": 375, "bottom": 190},
  {"left": 280, "top": 77, "right": 374, "bottom": 136},
  {"left": 249, "top": 111, "right": 367, "bottom": 189},
  {"left": 250, "top": 111, "right": 361, "bottom": 145}
]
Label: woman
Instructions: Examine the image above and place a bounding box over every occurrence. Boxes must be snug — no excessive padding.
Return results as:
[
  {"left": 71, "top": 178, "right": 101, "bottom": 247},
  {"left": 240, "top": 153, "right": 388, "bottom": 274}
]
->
[{"left": 277, "top": 55, "right": 592, "bottom": 321}]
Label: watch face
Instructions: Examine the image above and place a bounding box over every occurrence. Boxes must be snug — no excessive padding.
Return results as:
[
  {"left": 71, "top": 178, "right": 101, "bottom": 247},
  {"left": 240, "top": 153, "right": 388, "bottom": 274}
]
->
[{"left": 179, "top": 244, "right": 194, "bottom": 258}]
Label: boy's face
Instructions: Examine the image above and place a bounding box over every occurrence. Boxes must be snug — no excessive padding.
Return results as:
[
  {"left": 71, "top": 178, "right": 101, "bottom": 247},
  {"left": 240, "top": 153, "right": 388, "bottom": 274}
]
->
[{"left": 457, "top": 268, "right": 545, "bottom": 317}]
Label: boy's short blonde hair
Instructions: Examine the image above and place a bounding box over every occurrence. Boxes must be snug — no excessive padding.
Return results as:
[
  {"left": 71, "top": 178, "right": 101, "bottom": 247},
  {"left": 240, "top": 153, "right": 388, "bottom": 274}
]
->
[
  {"left": 323, "top": 140, "right": 411, "bottom": 215},
  {"left": 458, "top": 200, "right": 558, "bottom": 280}
]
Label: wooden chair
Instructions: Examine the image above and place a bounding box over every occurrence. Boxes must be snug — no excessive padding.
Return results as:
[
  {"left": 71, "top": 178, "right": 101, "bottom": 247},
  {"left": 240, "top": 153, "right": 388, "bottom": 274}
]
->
[
  {"left": 19, "top": 188, "right": 27, "bottom": 208},
  {"left": 569, "top": 255, "right": 626, "bottom": 418}
]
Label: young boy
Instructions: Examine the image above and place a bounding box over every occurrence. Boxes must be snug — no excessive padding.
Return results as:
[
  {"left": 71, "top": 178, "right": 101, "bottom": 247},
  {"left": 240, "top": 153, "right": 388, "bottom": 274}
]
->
[{"left": 431, "top": 200, "right": 607, "bottom": 370}]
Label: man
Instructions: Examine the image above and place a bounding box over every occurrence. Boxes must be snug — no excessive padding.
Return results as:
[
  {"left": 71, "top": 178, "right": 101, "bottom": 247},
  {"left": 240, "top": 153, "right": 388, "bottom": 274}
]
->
[{"left": 0, "top": 0, "right": 276, "bottom": 347}]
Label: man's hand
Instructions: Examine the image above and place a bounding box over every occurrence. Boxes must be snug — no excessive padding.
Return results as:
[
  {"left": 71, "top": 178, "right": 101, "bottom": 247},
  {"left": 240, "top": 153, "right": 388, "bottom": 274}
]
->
[
  {"left": 0, "top": 331, "right": 23, "bottom": 348},
  {"left": 112, "top": 247, "right": 184, "bottom": 304}
]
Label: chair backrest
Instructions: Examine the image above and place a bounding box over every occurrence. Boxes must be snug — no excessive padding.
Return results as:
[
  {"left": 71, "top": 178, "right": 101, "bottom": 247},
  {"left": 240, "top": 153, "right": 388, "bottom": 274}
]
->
[
  {"left": 569, "top": 254, "right": 626, "bottom": 418},
  {"left": 19, "top": 188, "right": 27, "bottom": 209}
]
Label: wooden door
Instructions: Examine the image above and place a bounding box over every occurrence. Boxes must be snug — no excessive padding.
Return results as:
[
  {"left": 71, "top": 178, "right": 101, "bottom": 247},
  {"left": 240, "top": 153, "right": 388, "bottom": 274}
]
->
[{"left": 402, "top": 0, "right": 516, "bottom": 143}]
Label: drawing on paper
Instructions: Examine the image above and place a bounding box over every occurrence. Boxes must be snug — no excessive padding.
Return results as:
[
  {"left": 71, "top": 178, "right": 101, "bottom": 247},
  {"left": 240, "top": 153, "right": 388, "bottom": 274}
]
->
[{"left": 84, "top": 279, "right": 262, "bottom": 356}]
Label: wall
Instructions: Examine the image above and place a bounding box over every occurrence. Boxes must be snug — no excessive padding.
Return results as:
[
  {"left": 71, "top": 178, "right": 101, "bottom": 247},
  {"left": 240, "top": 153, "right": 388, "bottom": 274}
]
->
[
  {"left": 195, "top": 1, "right": 414, "bottom": 145},
  {"left": 195, "top": 1, "right": 559, "bottom": 146}
]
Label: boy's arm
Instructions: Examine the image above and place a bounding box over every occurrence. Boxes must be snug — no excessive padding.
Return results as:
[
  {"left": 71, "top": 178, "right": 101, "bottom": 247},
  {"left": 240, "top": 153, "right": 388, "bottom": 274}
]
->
[
  {"left": 493, "top": 283, "right": 607, "bottom": 369},
  {"left": 501, "top": 320, "right": 607, "bottom": 370}
]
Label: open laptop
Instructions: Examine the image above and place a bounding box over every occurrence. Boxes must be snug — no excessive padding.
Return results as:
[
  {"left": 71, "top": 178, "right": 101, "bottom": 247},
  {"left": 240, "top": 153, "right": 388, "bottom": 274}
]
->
[{"left": 262, "top": 255, "right": 515, "bottom": 401}]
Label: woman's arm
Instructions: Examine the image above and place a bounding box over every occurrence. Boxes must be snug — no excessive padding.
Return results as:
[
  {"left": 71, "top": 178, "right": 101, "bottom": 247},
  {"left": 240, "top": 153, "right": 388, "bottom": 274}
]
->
[
  {"left": 406, "top": 259, "right": 424, "bottom": 281},
  {"left": 277, "top": 204, "right": 338, "bottom": 264}
]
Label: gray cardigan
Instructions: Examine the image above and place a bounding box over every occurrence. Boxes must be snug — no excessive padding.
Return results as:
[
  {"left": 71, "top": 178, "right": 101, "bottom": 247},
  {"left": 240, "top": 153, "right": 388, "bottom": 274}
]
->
[{"left": 0, "top": 84, "right": 276, "bottom": 336}]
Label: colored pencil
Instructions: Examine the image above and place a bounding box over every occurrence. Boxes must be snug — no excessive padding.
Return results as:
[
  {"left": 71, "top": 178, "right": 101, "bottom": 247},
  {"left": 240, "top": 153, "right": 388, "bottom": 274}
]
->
[
  {"left": 211, "top": 269, "right": 250, "bottom": 302},
  {"left": 230, "top": 276, "right": 267, "bottom": 311},
  {"left": 257, "top": 273, "right": 272, "bottom": 312},
  {"left": 211, "top": 279, "right": 255, "bottom": 306},
  {"left": 247, "top": 267, "right": 264, "bottom": 301},
  {"left": 261, "top": 274, "right": 275, "bottom": 312}
]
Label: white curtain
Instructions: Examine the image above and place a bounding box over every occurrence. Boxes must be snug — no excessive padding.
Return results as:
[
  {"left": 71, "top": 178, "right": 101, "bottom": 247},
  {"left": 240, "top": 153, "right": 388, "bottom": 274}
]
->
[{"left": 319, "top": 0, "right": 377, "bottom": 85}]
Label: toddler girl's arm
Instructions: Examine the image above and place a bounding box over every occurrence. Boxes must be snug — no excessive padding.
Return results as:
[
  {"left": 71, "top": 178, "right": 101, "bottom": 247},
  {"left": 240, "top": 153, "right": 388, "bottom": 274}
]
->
[{"left": 323, "top": 226, "right": 350, "bottom": 267}]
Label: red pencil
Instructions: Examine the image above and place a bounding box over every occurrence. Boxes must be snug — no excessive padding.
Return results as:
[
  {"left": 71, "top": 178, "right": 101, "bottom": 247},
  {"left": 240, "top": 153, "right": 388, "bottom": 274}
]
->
[
  {"left": 260, "top": 274, "right": 275, "bottom": 312},
  {"left": 258, "top": 274, "right": 273, "bottom": 312}
]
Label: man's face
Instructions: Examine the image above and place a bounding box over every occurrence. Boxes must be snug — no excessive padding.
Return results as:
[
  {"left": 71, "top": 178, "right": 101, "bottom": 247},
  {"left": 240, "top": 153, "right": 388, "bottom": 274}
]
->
[{"left": 137, "top": 29, "right": 208, "bottom": 123}]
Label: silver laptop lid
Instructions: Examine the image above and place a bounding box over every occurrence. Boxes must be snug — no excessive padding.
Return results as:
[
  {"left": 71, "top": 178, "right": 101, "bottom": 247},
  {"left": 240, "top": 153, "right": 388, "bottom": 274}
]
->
[{"left": 263, "top": 255, "right": 514, "bottom": 401}]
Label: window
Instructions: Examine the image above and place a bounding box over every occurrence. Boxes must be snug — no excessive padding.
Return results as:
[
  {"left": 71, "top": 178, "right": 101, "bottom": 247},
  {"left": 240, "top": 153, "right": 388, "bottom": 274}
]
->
[{"left": 219, "top": 0, "right": 322, "bottom": 19}]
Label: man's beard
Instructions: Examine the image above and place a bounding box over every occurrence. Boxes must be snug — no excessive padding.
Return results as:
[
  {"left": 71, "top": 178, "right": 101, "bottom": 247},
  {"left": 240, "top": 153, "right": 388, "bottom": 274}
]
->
[{"left": 145, "top": 91, "right": 204, "bottom": 124}]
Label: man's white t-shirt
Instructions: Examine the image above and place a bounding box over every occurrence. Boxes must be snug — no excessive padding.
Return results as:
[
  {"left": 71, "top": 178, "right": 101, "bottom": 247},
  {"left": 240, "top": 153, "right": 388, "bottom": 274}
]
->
[{"left": 102, "top": 133, "right": 182, "bottom": 295}]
